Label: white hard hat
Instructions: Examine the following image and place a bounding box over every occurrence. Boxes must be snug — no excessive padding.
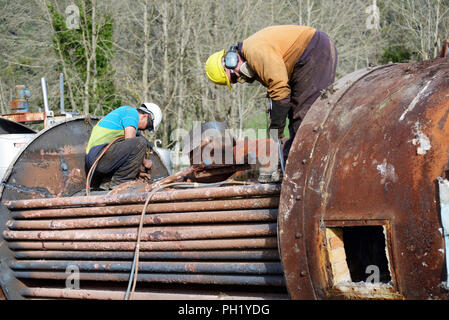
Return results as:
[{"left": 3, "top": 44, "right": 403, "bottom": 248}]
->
[{"left": 138, "top": 102, "right": 162, "bottom": 132}]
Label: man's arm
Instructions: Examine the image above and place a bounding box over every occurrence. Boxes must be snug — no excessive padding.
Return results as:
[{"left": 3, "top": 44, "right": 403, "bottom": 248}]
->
[
  {"left": 243, "top": 45, "right": 292, "bottom": 137},
  {"left": 243, "top": 44, "right": 291, "bottom": 101},
  {"left": 124, "top": 126, "right": 137, "bottom": 139}
]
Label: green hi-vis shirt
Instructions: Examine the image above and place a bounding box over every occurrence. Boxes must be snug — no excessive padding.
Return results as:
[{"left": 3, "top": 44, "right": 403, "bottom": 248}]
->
[{"left": 86, "top": 106, "right": 139, "bottom": 154}]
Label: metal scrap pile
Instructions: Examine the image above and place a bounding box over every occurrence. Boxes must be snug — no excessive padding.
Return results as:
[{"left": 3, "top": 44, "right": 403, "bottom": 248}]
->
[
  {"left": 109, "top": 121, "right": 279, "bottom": 195},
  {"left": 0, "top": 119, "right": 287, "bottom": 300}
]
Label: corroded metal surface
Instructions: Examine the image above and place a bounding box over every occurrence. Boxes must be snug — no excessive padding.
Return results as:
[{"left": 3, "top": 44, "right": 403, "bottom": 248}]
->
[
  {"left": 0, "top": 117, "right": 99, "bottom": 299},
  {"left": 6, "top": 183, "right": 280, "bottom": 209},
  {"left": 8, "top": 237, "right": 278, "bottom": 251},
  {"left": 279, "top": 58, "right": 449, "bottom": 299},
  {"left": 1, "top": 117, "right": 99, "bottom": 200},
  {"left": 14, "top": 271, "right": 285, "bottom": 286},
  {"left": 9, "top": 197, "right": 279, "bottom": 219},
  {"left": 11, "top": 260, "right": 283, "bottom": 274},
  {"left": 2, "top": 180, "right": 284, "bottom": 299},
  {"left": 6, "top": 209, "right": 277, "bottom": 230},
  {"left": 12, "top": 249, "right": 280, "bottom": 261},
  {"left": 20, "top": 287, "right": 287, "bottom": 300},
  {"left": 3, "top": 223, "right": 277, "bottom": 241},
  {"left": 0, "top": 112, "right": 46, "bottom": 125}
]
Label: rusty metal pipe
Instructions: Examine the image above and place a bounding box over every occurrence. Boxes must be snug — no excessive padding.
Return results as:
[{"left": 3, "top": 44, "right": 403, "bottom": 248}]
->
[
  {"left": 11, "top": 197, "right": 279, "bottom": 219},
  {"left": 20, "top": 287, "right": 288, "bottom": 300},
  {"left": 13, "top": 271, "right": 286, "bottom": 286},
  {"left": 11, "top": 260, "right": 283, "bottom": 274},
  {"left": 8, "top": 237, "right": 278, "bottom": 251},
  {"left": 13, "top": 249, "right": 281, "bottom": 261},
  {"left": 5, "top": 184, "right": 281, "bottom": 210},
  {"left": 4, "top": 223, "right": 277, "bottom": 241},
  {"left": 7, "top": 209, "right": 277, "bottom": 230}
]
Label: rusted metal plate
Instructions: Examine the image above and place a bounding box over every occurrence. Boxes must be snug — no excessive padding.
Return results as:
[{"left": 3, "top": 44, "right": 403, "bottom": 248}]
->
[
  {"left": 0, "top": 117, "right": 99, "bottom": 299},
  {"left": 0, "top": 112, "right": 46, "bottom": 124},
  {"left": 279, "top": 58, "right": 449, "bottom": 299},
  {"left": 1, "top": 117, "right": 99, "bottom": 200}
]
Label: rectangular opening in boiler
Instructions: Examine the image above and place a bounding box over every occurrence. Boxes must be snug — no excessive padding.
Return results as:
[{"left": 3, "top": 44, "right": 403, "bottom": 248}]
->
[{"left": 326, "top": 226, "right": 392, "bottom": 285}]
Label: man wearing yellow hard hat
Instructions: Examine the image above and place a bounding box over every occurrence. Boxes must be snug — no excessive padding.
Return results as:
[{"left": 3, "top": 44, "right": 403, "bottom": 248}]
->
[{"left": 205, "top": 25, "right": 338, "bottom": 182}]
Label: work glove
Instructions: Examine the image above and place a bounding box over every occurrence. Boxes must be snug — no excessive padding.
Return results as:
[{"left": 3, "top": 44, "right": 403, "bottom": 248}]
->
[{"left": 269, "top": 97, "right": 291, "bottom": 139}]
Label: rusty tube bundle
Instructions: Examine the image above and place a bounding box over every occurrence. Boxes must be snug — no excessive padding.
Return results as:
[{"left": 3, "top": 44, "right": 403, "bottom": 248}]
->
[{"left": 3, "top": 184, "right": 287, "bottom": 299}]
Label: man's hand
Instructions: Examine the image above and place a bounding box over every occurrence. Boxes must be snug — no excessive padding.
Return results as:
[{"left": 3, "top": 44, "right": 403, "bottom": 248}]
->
[
  {"left": 139, "top": 172, "right": 152, "bottom": 180},
  {"left": 142, "top": 158, "right": 153, "bottom": 170},
  {"left": 139, "top": 159, "right": 153, "bottom": 180}
]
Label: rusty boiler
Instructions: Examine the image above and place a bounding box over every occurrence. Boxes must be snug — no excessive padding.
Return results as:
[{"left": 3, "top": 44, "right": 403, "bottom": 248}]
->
[{"left": 279, "top": 58, "right": 449, "bottom": 299}]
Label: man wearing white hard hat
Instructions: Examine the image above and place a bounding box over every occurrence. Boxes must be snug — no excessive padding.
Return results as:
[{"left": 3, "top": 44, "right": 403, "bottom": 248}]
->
[{"left": 85, "top": 103, "right": 162, "bottom": 189}]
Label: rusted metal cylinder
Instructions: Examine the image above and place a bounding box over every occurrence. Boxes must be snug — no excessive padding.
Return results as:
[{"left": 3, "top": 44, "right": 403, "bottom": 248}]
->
[
  {"left": 11, "top": 260, "right": 283, "bottom": 274},
  {"left": 279, "top": 59, "right": 449, "bottom": 300},
  {"left": 14, "top": 271, "right": 286, "bottom": 286},
  {"left": 8, "top": 237, "right": 278, "bottom": 251},
  {"left": 7, "top": 209, "right": 277, "bottom": 230},
  {"left": 5, "top": 184, "right": 281, "bottom": 210},
  {"left": 13, "top": 249, "right": 280, "bottom": 261},
  {"left": 4, "top": 223, "right": 276, "bottom": 241},
  {"left": 10, "top": 197, "right": 279, "bottom": 219},
  {"left": 20, "top": 287, "right": 288, "bottom": 300}
]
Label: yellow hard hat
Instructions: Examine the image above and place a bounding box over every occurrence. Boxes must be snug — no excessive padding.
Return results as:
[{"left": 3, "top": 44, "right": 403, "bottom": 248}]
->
[{"left": 205, "top": 50, "right": 232, "bottom": 90}]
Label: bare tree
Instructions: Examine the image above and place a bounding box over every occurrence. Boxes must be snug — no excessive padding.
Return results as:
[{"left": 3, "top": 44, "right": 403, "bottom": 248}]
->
[
  {"left": 387, "top": 0, "right": 449, "bottom": 60},
  {"left": 2, "top": 0, "right": 446, "bottom": 148}
]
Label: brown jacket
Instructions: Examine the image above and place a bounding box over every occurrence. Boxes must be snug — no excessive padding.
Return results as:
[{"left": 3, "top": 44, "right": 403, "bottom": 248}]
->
[{"left": 241, "top": 25, "right": 316, "bottom": 100}]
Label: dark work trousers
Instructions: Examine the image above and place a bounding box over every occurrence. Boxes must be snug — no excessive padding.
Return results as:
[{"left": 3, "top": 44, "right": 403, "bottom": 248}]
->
[
  {"left": 283, "top": 30, "right": 338, "bottom": 159},
  {"left": 93, "top": 136, "right": 147, "bottom": 184}
]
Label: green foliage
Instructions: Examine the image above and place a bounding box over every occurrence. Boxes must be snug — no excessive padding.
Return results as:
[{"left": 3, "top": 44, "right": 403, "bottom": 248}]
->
[
  {"left": 244, "top": 111, "right": 290, "bottom": 139},
  {"left": 380, "top": 46, "right": 412, "bottom": 64},
  {"left": 48, "top": 1, "right": 121, "bottom": 114}
]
